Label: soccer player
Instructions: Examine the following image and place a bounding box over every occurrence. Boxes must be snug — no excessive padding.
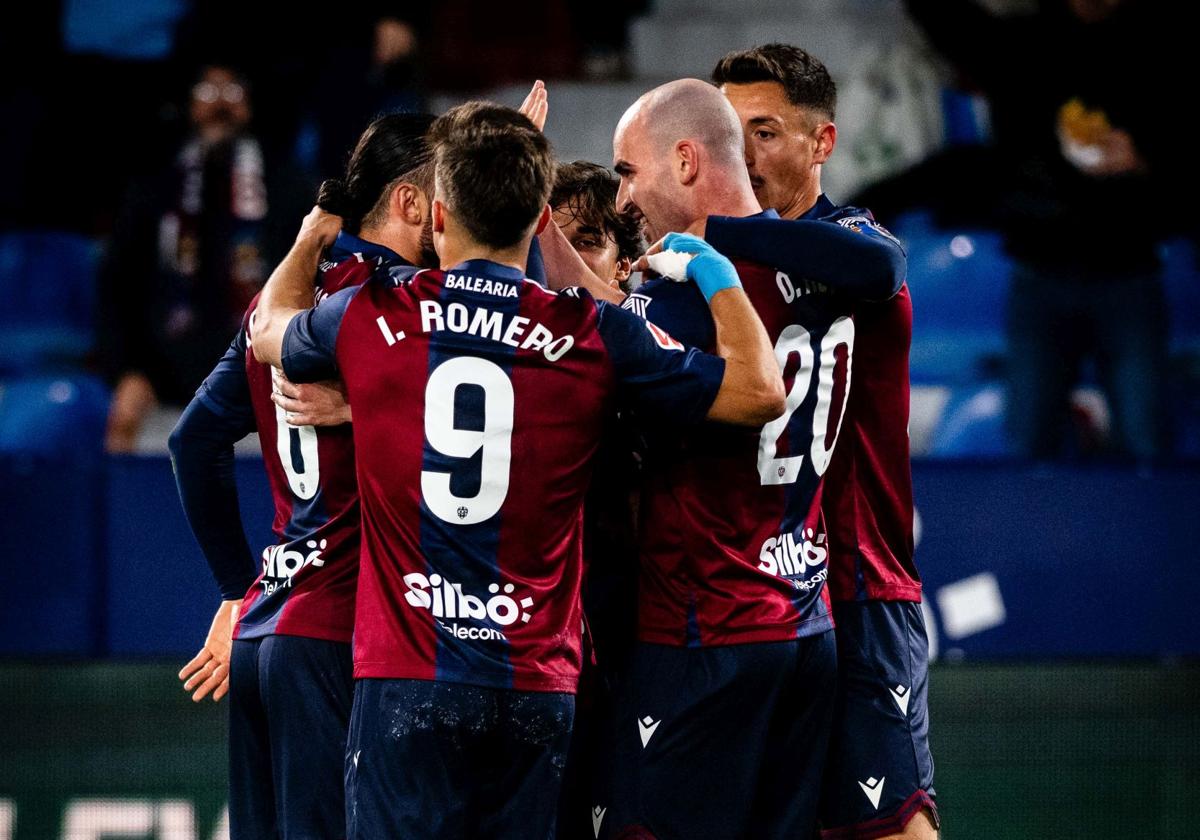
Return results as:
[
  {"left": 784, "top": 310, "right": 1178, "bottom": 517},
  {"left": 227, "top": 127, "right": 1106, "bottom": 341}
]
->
[
  {"left": 550, "top": 161, "right": 643, "bottom": 293},
  {"left": 593, "top": 77, "right": 898, "bottom": 839},
  {"left": 248, "top": 101, "right": 784, "bottom": 839},
  {"left": 708, "top": 44, "right": 937, "bottom": 839},
  {"left": 169, "top": 111, "right": 437, "bottom": 839},
  {"left": 546, "top": 159, "right": 646, "bottom": 839}
]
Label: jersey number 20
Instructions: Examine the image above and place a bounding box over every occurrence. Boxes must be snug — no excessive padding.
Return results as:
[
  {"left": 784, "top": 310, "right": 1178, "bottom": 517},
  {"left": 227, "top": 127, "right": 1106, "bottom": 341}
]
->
[{"left": 758, "top": 316, "right": 854, "bottom": 485}]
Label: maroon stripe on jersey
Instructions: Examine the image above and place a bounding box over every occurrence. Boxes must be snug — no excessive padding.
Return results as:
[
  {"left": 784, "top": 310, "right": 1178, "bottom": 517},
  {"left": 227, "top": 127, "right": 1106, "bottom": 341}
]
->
[
  {"left": 234, "top": 258, "right": 374, "bottom": 643},
  {"left": 823, "top": 286, "right": 921, "bottom": 603},
  {"left": 339, "top": 272, "right": 440, "bottom": 681},
  {"left": 498, "top": 281, "right": 611, "bottom": 692}
]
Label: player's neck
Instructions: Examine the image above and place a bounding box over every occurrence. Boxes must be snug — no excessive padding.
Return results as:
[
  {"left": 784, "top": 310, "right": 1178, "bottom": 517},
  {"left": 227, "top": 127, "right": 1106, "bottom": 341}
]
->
[
  {"left": 777, "top": 177, "right": 821, "bottom": 221},
  {"left": 438, "top": 233, "right": 530, "bottom": 276},
  {"left": 358, "top": 222, "right": 421, "bottom": 267},
  {"left": 685, "top": 176, "right": 761, "bottom": 235}
]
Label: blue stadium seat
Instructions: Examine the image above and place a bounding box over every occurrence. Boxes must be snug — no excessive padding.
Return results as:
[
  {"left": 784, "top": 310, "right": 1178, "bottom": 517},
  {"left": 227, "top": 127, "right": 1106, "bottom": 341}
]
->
[
  {"left": 0, "top": 375, "right": 109, "bottom": 458},
  {"left": 1161, "top": 236, "right": 1200, "bottom": 357},
  {"left": 891, "top": 210, "right": 1012, "bottom": 385},
  {"left": 0, "top": 230, "right": 100, "bottom": 372},
  {"left": 926, "top": 381, "right": 1013, "bottom": 459}
]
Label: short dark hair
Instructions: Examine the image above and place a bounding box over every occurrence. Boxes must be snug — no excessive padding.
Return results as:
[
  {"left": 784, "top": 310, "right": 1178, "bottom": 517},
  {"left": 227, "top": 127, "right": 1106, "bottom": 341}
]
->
[
  {"left": 317, "top": 111, "right": 436, "bottom": 234},
  {"left": 711, "top": 43, "right": 837, "bottom": 121},
  {"left": 428, "top": 101, "right": 554, "bottom": 249},
  {"left": 549, "top": 161, "right": 644, "bottom": 262}
]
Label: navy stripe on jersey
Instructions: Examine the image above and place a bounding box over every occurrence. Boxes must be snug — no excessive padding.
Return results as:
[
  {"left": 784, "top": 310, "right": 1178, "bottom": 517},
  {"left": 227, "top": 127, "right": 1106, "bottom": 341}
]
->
[{"left": 417, "top": 260, "right": 525, "bottom": 688}]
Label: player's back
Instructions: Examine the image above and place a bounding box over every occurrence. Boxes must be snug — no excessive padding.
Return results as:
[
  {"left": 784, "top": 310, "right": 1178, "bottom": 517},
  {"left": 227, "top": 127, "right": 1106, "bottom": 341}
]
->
[
  {"left": 235, "top": 236, "right": 393, "bottom": 642},
  {"left": 630, "top": 247, "right": 854, "bottom": 646},
  {"left": 823, "top": 284, "right": 921, "bottom": 603},
  {"left": 325, "top": 262, "right": 627, "bottom": 692}
]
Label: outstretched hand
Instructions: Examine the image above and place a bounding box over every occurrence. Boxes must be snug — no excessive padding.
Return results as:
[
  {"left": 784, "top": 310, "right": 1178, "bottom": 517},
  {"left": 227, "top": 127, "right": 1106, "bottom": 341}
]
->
[{"left": 519, "top": 80, "right": 548, "bottom": 132}]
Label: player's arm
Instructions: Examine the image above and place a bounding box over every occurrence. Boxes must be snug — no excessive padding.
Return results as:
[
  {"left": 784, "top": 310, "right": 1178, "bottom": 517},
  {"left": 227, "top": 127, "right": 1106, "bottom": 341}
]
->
[
  {"left": 250, "top": 206, "right": 343, "bottom": 368},
  {"left": 538, "top": 217, "right": 628, "bottom": 304},
  {"left": 168, "top": 332, "right": 258, "bottom": 702},
  {"left": 702, "top": 213, "right": 906, "bottom": 302},
  {"left": 602, "top": 234, "right": 784, "bottom": 427}
]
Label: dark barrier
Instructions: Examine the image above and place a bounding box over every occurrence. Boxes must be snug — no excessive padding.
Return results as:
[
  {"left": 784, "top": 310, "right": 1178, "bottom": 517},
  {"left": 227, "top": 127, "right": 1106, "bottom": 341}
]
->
[
  {"left": 2, "top": 456, "right": 1197, "bottom": 660},
  {"left": 0, "top": 662, "right": 1195, "bottom": 839}
]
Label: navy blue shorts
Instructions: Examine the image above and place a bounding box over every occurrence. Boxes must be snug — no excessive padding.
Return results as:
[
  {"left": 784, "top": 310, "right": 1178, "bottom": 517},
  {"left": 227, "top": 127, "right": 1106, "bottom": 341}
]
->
[
  {"left": 345, "top": 678, "right": 574, "bottom": 840},
  {"left": 820, "top": 600, "right": 938, "bottom": 839},
  {"left": 595, "top": 633, "right": 837, "bottom": 840},
  {"left": 228, "top": 634, "right": 353, "bottom": 840}
]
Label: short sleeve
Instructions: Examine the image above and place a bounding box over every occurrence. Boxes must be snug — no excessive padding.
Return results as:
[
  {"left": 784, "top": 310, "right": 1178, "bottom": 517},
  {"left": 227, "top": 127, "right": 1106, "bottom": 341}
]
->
[
  {"left": 596, "top": 300, "right": 724, "bottom": 425},
  {"left": 281, "top": 285, "right": 359, "bottom": 383}
]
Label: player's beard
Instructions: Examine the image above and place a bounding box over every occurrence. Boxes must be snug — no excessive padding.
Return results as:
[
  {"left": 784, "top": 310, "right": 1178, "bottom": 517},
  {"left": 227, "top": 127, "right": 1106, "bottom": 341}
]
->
[{"left": 419, "top": 215, "right": 438, "bottom": 269}]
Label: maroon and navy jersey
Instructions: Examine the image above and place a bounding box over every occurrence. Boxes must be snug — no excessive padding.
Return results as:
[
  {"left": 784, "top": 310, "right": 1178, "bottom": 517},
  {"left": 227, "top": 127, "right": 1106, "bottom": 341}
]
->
[
  {"left": 197, "top": 233, "right": 404, "bottom": 642},
  {"left": 823, "top": 284, "right": 920, "bottom": 602},
  {"left": 705, "top": 196, "right": 920, "bottom": 604},
  {"left": 625, "top": 214, "right": 854, "bottom": 647},
  {"left": 279, "top": 259, "right": 724, "bottom": 693}
]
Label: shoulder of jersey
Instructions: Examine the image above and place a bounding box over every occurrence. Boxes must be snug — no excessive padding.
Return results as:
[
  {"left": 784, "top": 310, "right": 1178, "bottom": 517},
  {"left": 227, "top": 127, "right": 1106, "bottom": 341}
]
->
[{"left": 828, "top": 205, "right": 901, "bottom": 245}]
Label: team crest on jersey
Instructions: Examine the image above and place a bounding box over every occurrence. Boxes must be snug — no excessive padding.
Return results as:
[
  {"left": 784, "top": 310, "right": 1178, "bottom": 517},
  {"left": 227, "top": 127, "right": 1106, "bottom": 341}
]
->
[
  {"left": 645, "top": 320, "right": 684, "bottom": 351},
  {"left": 622, "top": 293, "right": 652, "bottom": 319},
  {"left": 836, "top": 214, "right": 901, "bottom": 246},
  {"left": 260, "top": 539, "right": 327, "bottom": 596}
]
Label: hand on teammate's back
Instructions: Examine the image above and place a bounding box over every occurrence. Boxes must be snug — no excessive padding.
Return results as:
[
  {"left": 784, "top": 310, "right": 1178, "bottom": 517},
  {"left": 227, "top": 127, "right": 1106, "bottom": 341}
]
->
[
  {"left": 272, "top": 370, "right": 352, "bottom": 427},
  {"left": 179, "top": 599, "right": 241, "bottom": 703}
]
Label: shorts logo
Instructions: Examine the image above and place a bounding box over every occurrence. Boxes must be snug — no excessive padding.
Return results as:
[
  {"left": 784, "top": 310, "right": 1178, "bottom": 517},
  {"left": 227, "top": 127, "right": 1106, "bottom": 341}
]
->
[
  {"left": 889, "top": 684, "right": 910, "bottom": 716},
  {"left": 637, "top": 716, "right": 661, "bottom": 747},
  {"left": 403, "top": 572, "right": 535, "bottom": 642},
  {"left": 858, "top": 776, "right": 885, "bottom": 810},
  {"left": 260, "top": 539, "right": 327, "bottom": 595},
  {"left": 591, "top": 806, "right": 606, "bottom": 838}
]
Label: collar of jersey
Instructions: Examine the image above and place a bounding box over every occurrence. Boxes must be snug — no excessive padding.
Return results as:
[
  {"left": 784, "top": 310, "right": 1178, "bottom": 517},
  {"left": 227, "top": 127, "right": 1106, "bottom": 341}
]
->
[
  {"left": 329, "top": 231, "right": 402, "bottom": 264},
  {"left": 800, "top": 194, "right": 836, "bottom": 221},
  {"left": 445, "top": 259, "right": 525, "bottom": 283}
]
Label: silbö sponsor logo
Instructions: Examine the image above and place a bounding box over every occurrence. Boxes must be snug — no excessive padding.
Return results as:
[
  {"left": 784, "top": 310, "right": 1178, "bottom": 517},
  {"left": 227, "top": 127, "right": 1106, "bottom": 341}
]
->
[
  {"left": 758, "top": 528, "right": 828, "bottom": 591},
  {"left": 403, "top": 572, "right": 534, "bottom": 642}
]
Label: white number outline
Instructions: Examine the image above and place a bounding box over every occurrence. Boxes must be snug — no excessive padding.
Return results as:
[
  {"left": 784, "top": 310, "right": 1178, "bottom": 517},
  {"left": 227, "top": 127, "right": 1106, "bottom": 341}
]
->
[
  {"left": 757, "top": 317, "right": 854, "bottom": 485},
  {"left": 421, "top": 356, "right": 514, "bottom": 525}
]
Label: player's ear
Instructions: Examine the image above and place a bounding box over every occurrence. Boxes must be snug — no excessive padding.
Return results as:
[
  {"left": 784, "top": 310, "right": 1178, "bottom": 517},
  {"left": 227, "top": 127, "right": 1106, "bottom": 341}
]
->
[
  {"left": 813, "top": 121, "right": 837, "bottom": 165},
  {"left": 676, "top": 139, "right": 700, "bottom": 186},
  {"left": 432, "top": 199, "right": 446, "bottom": 233},
  {"left": 396, "top": 183, "right": 424, "bottom": 225},
  {"left": 614, "top": 255, "right": 633, "bottom": 283},
  {"left": 534, "top": 204, "right": 552, "bottom": 236}
]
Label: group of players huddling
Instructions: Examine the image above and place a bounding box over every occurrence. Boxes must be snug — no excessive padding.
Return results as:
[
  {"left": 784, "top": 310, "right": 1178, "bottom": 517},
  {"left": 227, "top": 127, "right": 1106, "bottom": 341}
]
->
[{"left": 170, "top": 42, "right": 938, "bottom": 840}]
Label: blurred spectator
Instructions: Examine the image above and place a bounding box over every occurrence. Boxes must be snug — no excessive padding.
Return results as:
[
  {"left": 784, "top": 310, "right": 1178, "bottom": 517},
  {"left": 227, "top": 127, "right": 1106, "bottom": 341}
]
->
[
  {"left": 98, "top": 64, "right": 309, "bottom": 453},
  {"left": 310, "top": 14, "right": 429, "bottom": 179},
  {"left": 903, "top": 0, "right": 1193, "bottom": 462}
]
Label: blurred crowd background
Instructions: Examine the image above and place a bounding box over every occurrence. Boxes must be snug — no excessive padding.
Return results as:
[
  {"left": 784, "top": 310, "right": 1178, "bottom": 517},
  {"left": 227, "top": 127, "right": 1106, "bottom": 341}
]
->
[
  {"left": 1, "top": 4, "right": 1197, "bottom": 838},
  {"left": 1, "top": 0, "right": 1196, "bottom": 465}
]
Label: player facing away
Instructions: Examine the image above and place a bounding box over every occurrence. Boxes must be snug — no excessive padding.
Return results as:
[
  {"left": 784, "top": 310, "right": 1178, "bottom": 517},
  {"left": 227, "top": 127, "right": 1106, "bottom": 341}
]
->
[
  {"left": 249, "top": 101, "right": 785, "bottom": 840},
  {"left": 169, "top": 112, "right": 437, "bottom": 839},
  {"left": 711, "top": 44, "right": 937, "bottom": 839},
  {"left": 594, "top": 77, "right": 894, "bottom": 840}
]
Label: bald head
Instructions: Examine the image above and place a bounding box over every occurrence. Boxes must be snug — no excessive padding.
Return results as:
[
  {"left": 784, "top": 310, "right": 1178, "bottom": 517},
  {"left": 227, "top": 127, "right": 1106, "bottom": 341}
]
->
[{"left": 617, "top": 78, "right": 745, "bottom": 168}]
